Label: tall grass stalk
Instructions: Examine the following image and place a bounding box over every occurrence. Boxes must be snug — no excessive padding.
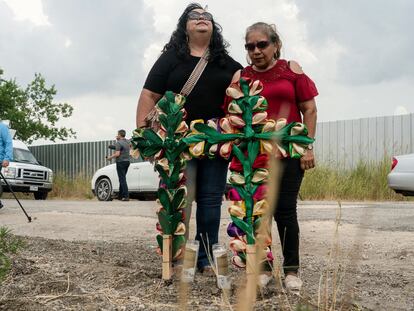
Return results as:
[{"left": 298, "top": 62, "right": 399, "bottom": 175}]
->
[{"left": 300, "top": 158, "right": 409, "bottom": 201}]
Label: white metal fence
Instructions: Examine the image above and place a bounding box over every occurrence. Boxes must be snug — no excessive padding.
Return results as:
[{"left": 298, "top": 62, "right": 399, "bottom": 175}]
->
[
  {"left": 314, "top": 113, "right": 414, "bottom": 168},
  {"left": 29, "top": 113, "right": 414, "bottom": 176}
]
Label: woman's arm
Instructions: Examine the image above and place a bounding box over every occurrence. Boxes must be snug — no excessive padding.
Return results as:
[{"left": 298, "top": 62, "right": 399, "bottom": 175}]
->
[
  {"left": 231, "top": 69, "right": 242, "bottom": 83},
  {"left": 289, "top": 60, "right": 318, "bottom": 170},
  {"left": 135, "top": 88, "right": 163, "bottom": 128},
  {"left": 298, "top": 98, "right": 317, "bottom": 170}
]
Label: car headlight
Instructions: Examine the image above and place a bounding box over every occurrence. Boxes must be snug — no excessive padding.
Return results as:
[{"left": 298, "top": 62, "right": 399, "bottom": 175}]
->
[
  {"left": 2, "top": 167, "right": 17, "bottom": 178},
  {"left": 48, "top": 171, "right": 53, "bottom": 182}
]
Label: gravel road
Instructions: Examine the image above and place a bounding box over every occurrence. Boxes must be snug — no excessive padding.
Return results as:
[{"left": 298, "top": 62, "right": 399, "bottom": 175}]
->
[{"left": 0, "top": 199, "right": 413, "bottom": 310}]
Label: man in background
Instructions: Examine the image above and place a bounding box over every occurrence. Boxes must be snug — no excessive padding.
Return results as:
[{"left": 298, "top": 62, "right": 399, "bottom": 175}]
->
[
  {"left": 0, "top": 121, "right": 13, "bottom": 209},
  {"left": 106, "top": 129, "right": 130, "bottom": 201}
]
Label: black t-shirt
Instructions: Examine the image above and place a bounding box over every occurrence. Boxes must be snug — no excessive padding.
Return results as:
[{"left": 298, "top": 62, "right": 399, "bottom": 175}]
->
[{"left": 144, "top": 49, "right": 242, "bottom": 122}]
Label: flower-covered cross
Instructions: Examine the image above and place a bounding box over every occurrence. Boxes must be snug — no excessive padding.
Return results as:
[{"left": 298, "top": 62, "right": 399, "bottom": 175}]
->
[
  {"left": 131, "top": 78, "right": 314, "bottom": 275},
  {"left": 131, "top": 92, "right": 191, "bottom": 265},
  {"left": 183, "top": 78, "right": 314, "bottom": 268}
]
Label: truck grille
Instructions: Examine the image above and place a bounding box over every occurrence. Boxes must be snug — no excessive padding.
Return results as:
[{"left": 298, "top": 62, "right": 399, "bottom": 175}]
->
[{"left": 22, "top": 169, "right": 47, "bottom": 181}]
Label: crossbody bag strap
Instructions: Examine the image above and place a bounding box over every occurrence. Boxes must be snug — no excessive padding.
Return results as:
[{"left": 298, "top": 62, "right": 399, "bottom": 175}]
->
[
  {"left": 180, "top": 49, "right": 210, "bottom": 97},
  {"left": 143, "top": 49, "right": 209, "bottom": 129}
]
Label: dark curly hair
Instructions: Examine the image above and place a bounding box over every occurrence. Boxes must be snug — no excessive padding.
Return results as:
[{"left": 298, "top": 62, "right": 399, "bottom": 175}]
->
[{"left": 162, "top": 3, "right": 229, "bottom": 66}]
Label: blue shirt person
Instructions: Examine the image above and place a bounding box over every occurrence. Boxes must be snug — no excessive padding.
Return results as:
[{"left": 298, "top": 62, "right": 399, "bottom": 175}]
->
[
  {"left": 0, "top": 122, "right": 13, "bottom": 209},
  {"left": 0, "top": 122, "right": 13, "bottom": 167}
]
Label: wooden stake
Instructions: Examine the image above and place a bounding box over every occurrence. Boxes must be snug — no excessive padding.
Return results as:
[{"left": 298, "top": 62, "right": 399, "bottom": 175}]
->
[
  {"left": 245, "top": 244, "right": 257, "bottom": 308},
  {"left": 162, "top": 234, "right": 173, "bottom": 280}
]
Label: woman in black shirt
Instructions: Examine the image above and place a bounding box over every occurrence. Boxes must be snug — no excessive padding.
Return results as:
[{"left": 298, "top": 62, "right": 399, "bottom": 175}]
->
[{"left": 136, "top": 3, "right": 242, "bottom": 273}]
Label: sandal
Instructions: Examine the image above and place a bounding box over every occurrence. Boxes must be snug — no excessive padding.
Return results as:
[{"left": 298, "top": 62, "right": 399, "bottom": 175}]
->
[{"left": 284, "top": 274, "right": 302, "bottom": 292}]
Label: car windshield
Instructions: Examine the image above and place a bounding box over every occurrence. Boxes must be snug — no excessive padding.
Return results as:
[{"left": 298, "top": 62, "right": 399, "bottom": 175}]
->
[{"left": 13, "top": 148, "right": 39, "bottom": 165}]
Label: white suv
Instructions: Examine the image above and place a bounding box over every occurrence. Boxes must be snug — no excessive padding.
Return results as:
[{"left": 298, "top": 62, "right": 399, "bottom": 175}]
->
[
  {"left": 91, "top": 158, "right": 159, "bottom": 201},
  {"left": 1, "top": 139, "right": 53, "bottom": 200}
]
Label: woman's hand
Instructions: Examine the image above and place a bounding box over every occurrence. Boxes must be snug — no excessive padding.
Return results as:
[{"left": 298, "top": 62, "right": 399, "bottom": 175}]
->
[
  {"left": 300, "top": 149, "right": 315, "bottom": 170},
  {"left": 136, "top": 88, "right": 163, "bottom": 128}
]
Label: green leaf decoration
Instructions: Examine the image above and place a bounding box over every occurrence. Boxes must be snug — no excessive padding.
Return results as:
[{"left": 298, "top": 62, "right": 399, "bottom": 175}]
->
[
  {"left": 172, "top": 187, "right": 186, "bottom": 210},
  {"left": 155, "top": 164, "right": 169, "bottom": 182},
  {"left": 156, "top": 233, "right": 186, "bottom": 258},
  {"left": 158, "top": 209, "right": 182, "bottom": 235},
  {"left": 156, "top": 234, "right": 163, "bottom": 250},
  {"left": 231, "top": 215, "right": 254, "bottom": 243},
  {"left": 172, "top": 235, "right": 186, "bottom": 258},
  {"left": 157, "top": 188, "right": 171, "bottom": 213}
]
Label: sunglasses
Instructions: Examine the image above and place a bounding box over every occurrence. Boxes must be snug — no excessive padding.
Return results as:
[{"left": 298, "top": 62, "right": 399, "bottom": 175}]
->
[
  {"left": 187, "top": 11, "right": 213, "bottom": 21},
  {"left": 244, "top": 41, "right": 270, "bottom": 51}
]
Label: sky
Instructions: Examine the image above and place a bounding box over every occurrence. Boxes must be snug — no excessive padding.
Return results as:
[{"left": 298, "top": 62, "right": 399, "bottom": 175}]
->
[{"left": 1, "top": 0, "right": 413, "bottom": 145}]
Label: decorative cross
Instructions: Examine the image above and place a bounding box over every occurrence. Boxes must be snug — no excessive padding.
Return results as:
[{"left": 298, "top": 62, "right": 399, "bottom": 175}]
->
[
  {"left": 131, "top": 78, "right": 314, "bottom": 280},
  {"left": 131, "top": 92, "right": 190, "bottom": 279},
  {"left": 184, "top": 77, "right": 313, "bottom": 269}
]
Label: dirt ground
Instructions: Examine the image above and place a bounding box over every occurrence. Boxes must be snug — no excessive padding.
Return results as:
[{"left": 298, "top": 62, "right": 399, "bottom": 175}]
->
[{"left": 0, "top": 199, "right": 413, "bottom": 310}]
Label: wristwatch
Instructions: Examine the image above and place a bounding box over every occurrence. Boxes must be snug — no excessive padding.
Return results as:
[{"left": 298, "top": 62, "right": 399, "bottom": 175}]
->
[{"left": 306, "top": 144, "right": 314, "bottom": 150}]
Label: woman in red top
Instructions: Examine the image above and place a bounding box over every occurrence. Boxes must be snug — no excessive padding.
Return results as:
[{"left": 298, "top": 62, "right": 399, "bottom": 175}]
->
[{"left": 231, "top": 22, "right": 318, "bottom": 291}]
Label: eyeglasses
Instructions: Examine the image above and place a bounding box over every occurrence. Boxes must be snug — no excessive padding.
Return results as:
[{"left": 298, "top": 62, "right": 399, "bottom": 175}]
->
[
  {"left": 187, "top": 11, "right": 213, "bottom": 21},
  {"left": 244, "top": 41, "right": 270, "bottom": 51}
]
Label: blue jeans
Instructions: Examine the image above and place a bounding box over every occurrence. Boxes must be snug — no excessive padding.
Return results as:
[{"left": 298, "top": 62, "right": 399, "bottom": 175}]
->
[
  {"left": 184, "top": 157, "right": 228, "bottom": 270},
  {"left": 116, "top": 161, "right": 130, "bottom": 199}
]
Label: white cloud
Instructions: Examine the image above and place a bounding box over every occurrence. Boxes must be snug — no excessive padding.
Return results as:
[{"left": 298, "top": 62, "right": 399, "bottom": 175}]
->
[
  {"left": 64, "top": 38, "right": 72, "bottom": 48},
  {"left": 57, "top": 93, "right": 138, "bottom": 142},
  {"left": 3, "top": 0, "right": 50, "bottom": 26},
  {"left": 394, "top": 105, "right": 409, "bottom": 116}
]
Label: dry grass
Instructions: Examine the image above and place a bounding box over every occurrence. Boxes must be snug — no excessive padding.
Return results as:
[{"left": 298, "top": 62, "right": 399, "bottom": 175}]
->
[
  {"left": 49, "top": 174, "right": 93, "bottom": 200},
  {"left": 49, "top": 158, "right": 408, "bottom": 201},
  {"left": 300, "top": 158, "right": 411, "bottom": 201}
]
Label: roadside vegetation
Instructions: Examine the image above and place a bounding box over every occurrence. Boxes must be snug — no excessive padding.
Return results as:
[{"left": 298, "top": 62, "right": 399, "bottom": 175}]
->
[
  {"left": 0, "top": 227, "right": 24, "bottom": 283},
  {"left": 300, "top": 158, "right": 410, "bottom": 201},
  {"left": 2, "top": 159, "right": 408, "bottom": 201},
  {"left": 49, "top": 174, "right": 94, "bottom": 199}
]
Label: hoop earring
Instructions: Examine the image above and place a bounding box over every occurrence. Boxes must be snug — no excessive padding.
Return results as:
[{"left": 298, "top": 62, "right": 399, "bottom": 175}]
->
[{"left": 246, "top": 54, "right": 252, "bottom": 65}]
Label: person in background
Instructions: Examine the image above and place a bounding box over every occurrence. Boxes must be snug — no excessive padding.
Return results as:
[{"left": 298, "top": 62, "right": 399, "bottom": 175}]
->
[
  {"left": 107, "top": 129, "right": 130, "bottom": 201},
  {"left": 136, "top": 3, "right": 242, "bottom": 273},
  {"left": 0, "top": 122, "right": 13, "bottom": 209},
  {"left": 230, "top": 22, "right": 318, "bottom": 290}
]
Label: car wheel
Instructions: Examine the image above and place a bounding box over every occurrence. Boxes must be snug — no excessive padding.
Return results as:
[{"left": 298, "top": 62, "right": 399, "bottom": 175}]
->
[
  {"left": 34, "top": 191, "right": 48, "bottom": 200},
  {"left": 95, "top": 178, "right": 113, "bottom": 201}
]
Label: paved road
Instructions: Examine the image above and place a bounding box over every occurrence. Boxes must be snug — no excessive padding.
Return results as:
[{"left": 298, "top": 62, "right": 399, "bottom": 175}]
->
[{"left": 0, "top": 199, "right": 413, "bottom": 242}]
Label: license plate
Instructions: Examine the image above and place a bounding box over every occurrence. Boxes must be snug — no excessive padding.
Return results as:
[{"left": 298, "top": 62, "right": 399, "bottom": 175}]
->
[{"left": 30, "top": 186, "right": 38, "bottom": 191}]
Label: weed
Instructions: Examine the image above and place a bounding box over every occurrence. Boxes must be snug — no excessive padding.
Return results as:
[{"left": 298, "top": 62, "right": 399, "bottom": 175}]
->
[{"left": 0, "top": 227, "right": 24, "bottom": 283}]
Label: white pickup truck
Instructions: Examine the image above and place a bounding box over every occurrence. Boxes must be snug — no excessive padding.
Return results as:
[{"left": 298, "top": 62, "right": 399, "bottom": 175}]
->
[{"left": 1, "top": 139, "right": 53, "bottom": 200}]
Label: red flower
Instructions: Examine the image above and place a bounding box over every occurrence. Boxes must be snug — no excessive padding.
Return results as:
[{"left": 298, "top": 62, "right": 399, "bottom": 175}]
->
[
  {"left": 253, "top": 184, "right": 267, "bottom": 201},
  {"left": 252, "top": 153, "right": 269, "bottom": 169},
  {"left": 229, "top": 157, "right": 243, "bottom": 172}
]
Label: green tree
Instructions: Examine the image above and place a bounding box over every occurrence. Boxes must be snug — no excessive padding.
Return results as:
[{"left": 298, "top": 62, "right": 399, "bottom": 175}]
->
[{"left": 0, "top": 68, "right": 76, "bottom": 143}]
